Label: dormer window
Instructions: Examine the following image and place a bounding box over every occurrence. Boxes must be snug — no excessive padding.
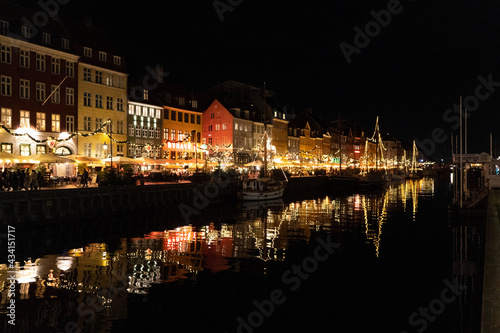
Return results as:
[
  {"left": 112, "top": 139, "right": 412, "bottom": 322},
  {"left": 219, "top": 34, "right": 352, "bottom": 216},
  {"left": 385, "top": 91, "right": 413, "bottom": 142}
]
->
[
  {"left": 42, "top": 32, "right": 51, "bottom": 44},
  {"left": 83, "top": 47, "right": 92, "bottom": 57},
  {"left": 99, "top": 51, "right": 107, "bottom": 62},
  {"left": 179, "top": 96, "right": 185, "bottom": 106},
  {"left": 21, "top": 26, "right": 30, "bottom": 39},
  {"left": 144, "top": 89, "right": 149, "bottom": 100},
  {"left": 113, "top": 56, "right": 121, "bottom": 66},
  {"left": 0, "top": 20, "right": 8, "bottom": 35},
  {"left": 61, "top": 38, "right": 69, "bottom": 49}
]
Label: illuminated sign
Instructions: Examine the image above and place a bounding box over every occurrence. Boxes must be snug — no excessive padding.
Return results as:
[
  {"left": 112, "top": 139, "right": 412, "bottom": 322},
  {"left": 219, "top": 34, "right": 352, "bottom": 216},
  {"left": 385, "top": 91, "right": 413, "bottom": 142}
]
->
[{"left": 166, "top": 142, "right": 192, "bottom": 150}]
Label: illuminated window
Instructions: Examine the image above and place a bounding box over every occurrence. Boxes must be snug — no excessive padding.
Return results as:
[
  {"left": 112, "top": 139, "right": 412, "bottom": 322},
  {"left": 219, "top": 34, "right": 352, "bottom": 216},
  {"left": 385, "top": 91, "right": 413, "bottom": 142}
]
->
[
  {"left": 128, "top": 103, "right": 134, "bottom": 115},
  {"left": 36, "top": 145, "right": 47, "bottom": 154},
  {"left": 20, "top": 144, "right": 30, "bottom": 156},
  {"left": 1, "top": 143, "right": 12, "bottom": 153},
  {"left": 20, "top": 110, "right": 30, "bottom": 128},
  {"left": 135, "top": 105, "right": 141, "bottom": 116},
  {"left": 36, "top": 112, "right": 45, "bottom": 131},
  {"left": 84, "top": 143, "right": 92, "bottom": 157},
  {"left": 215, "top": 124, "right": 220, "bottom": 131},
  {"left": 163, "top": 128, "right": 169, "bottom": 140},
  {"left": 1, "top": 108, "right": 12, "bottom": 128},
  {"left": 51, "top": 114, "right": 60, "bottom": 132},
  {"left": 171, "top": 129, "right": 176, "bottom": 141},
  {"left": 222, "top": 123, "right": 227, "bottom": 130}
]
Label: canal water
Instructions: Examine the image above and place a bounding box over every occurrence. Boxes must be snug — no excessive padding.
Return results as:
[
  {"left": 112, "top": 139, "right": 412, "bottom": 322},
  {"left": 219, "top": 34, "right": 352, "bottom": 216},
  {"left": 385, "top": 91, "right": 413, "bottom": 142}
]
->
[{"left": 0, "top": 177, "right": 483, "bottom": 333}]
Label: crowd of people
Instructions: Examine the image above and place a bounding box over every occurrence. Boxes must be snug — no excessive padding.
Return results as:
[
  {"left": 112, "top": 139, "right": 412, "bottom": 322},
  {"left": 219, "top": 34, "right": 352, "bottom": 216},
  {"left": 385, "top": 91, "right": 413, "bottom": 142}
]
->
[{"left": 0, "top": 169, "right": 44, "bottom": 191}]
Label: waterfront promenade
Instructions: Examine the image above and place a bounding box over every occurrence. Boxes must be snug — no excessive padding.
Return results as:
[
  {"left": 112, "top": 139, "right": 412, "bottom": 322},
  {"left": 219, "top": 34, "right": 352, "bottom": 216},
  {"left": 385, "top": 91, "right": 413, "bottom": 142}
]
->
[{"left": 481, "top": 189, "right": 500, "bottom": 332}]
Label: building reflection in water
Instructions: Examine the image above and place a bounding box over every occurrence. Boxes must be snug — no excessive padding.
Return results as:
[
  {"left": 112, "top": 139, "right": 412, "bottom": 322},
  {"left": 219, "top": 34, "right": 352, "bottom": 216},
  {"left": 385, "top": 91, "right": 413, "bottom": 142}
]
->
[{"left": 0, "top": 178, "right": 436, "bottom": 331}]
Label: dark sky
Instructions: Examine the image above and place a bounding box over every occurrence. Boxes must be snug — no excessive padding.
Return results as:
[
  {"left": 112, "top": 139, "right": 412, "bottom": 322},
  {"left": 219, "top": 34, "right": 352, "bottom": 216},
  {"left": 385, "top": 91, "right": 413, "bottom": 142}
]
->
[{"left": 55, "top": 0, "right": 500, "bottom": 159}]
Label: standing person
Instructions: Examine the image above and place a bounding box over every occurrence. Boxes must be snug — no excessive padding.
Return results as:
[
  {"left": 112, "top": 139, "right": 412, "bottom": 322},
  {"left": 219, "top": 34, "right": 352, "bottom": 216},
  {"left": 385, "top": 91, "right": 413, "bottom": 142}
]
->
[
  {"left": 36, "top": 171, "right": 43, "bottom": 189},
  {"left": 12, "top": 170, "right": 19, "bottom": 191},
  {"left": 30, "top": 170, "right": 38, "bottom": 191},
  {"left": 18, "top": 169, "right": 25, "bottom": 190},
  {"left": 24, "top": 169, "right": 31, "bottom": 190},
  {"left": 82, "top": 168, "right": 89, "bottom": 187}
]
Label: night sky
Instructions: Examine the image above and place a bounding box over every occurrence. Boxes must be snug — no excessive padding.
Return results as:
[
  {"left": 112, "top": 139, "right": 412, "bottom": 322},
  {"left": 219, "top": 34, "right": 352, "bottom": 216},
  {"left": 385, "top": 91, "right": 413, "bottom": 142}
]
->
[{"left": 53, "top": 0, "right": 500, "bottom": 158}]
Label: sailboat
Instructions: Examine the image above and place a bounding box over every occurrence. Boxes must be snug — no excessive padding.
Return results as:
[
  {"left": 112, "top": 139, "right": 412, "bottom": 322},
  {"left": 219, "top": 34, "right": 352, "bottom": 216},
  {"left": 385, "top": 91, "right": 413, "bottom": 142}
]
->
[
  {"left": 359, "top": 117, "right": 386, "bottom": 187},
  {"left": 237, "top": 90, "right": 288, "bottom": 201},
  {"left": 406, "top": 140, "right": 421, "bottom": 179}
]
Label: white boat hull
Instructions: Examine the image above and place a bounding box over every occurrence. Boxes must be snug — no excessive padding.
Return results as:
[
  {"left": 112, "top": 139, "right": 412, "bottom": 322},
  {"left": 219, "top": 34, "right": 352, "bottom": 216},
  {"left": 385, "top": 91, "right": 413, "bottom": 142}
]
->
[{"left": 237, "top": 183, "right": 287, "bottom": 201}]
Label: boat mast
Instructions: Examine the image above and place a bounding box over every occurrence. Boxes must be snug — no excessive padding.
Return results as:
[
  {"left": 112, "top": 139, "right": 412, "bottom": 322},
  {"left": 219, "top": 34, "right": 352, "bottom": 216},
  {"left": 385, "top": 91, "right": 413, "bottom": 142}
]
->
[
  {"left": 262, "top": 82, "right": 268, "bottom": 177},
  {"left": 338, "top": 113, "right": 342, "bottom": 174}
]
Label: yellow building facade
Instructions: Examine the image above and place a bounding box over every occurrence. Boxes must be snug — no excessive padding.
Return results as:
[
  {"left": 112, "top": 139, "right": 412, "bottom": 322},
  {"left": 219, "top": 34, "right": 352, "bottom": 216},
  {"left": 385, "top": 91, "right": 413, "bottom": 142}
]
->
[
  {"left": 162, "top": 106, "right": 203, "bottom": 159},
  {"left": 77, "top": 63, "right": 128, "bottom": 158}
]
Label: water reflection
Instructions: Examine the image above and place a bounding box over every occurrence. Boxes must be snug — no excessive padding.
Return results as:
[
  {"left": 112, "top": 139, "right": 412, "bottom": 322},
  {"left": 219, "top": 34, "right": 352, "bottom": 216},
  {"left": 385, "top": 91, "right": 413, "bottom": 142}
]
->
[{"left": 0, "top": 178, "right": 436, "bottom": 331}]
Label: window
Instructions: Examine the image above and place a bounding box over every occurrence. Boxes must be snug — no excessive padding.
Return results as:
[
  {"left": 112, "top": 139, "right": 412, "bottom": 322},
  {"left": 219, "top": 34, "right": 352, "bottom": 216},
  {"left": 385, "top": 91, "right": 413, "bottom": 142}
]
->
[
  {"left": 234, "top": 123, "right": 238, "bottom": 130},
  {"left": 217, "top": 112, "right": 221, "bottom": 118},
  {"left": 99, "top": 51, "right": 107, "bottom": 61},
  {"left": 1, "top": 45, "right": 11, "bottom": 63},
  {"left": 95, "top": 94, "right": 102, "bottom": 108},
  {"left": 66, "top": 62, "right": 74, "bottom": 77},
  {"left": 208, "top": 125, "right": 213, "bottom": 131},
  {"left": 190, "top": 114, "right": 195, "bottom": 123},
  {"left": 51, "top": 114, "right": 60, "bottom": 132},
  {"left": 43, "top": 32, "right": 51, "bottom": 44},
  {"left": 95, "top": 71, "right": 102, "bottom": 84},
  {"left": 155, "top": 127, "right": 160, "bottom": 139},
  {"left": 1, "top": 143, "right": 12, "bottom": 153},
  {"left": 113, "top": 56, "right": 121, "bottom": 65},
  {"left": 106, "top": 120, "right": 113, "bottom": 134},
  {"left": 142, "top": 107, "right": 147, "bottom": 117},
  {"left": 20, "top": 79, "right": 30, "bottom": 99},
  {"left": 135, "top": 125, "right": 140, "bottom": 136},
  {"left": 149, "top": 127, "right": 154, "bottom": 138},
  {"left": 179, "top": 96, "right": 185, "bottom": 106},
  {"left": 184, "top": 113, "right": 189, "bottom": 122},
  {"left": 129, "top": 146, "right": 134, "bottom": 156},
  {"left": 106, "top": 74, "right": 113, "bottom": 86},
  {"left": 144, "top": 89, "right": 149, "bottom": 100},
  {"left": 66, "top": 116, "right": 74, "bottom": 132},
  {"left": 222, "top": 123, "right": 227, "bottom": 130},
  {"left": 83, "top": 92, "right": 91, "bottom": 107},
  {"left": 96, "top": 118, "right": 103, "bottom": 131},
  {"left": 1, "top": 108, "right": 12, "bottom": 128},
  {"left": 128, "top": 103, "right": 134, "bottom": 115},
  {"left": 20, "top": 110, "right": 30, "bottom": 128},
  {"left": 196, "top": 115, "right": 201, "bottom": 124},
  {"left": 197, "top": 132, "right": 201, "bottom": 143},
  {"left": 106, "top": 96, "right": 113, "bottom": 110},
  {"left": 51, "top": 85, "right": 60, "bottom": 103},
  {"left": 142, "top": 126, "right": 147, "bottom": 137},
  {"left": 178, "top": 131, "right": 184, "bottom": 141},
  {"left": 0, "top": 75, "right": 12, "bottom": 96},
  {"left": 20, "top": 50, "right": 29, "bottom": 68},
  {"left": 51, "top": 58, "right": 60, "bottom": 74},
  {"left": 36, "top": 145, "right": 46, "bottom": 154},
  {"left": 84, "top": 143, "right": 92, "bottom": 157},
  {"left": 117, "top": 98, "right": 123, "bottom": 111},
  {"left": 66, "top": 87, "right": 74, "bottom": 105},
  {"left": 192, "top": 100, "right": 198, "bottom": 109},
  {"left": 171, "top": 110, "right": 176, "bottom": 121},
  {"left": 36, "top": 54, "right": 45, "bottom": 71},
  {"left": 165, "top": 93, "right": 171, "bottom": 104},
  {"left": 171, "top": 129, "right": 176, "bottom": 141},
  {"left": 61, "top": 38, "right": 69, "bottom": 49},
  {"left": 208, "top": 137, "right": 212, "bottom": 145},
  {"left": 36, "top": 112, "right": 46, "bottom": 131},
  {"left": 164, "top": 109, "right": 169, "bottom": 119},
  {"left": 156, "top": 109, "right": 161, "bottom": 118},
  {"left": 0, "top": 20, "right": 8, "bottom": 35},
  {"left": 163, "top": 128, "right": 169, "bottom": 140},
  {"left": 21, "top": 26, "right": 30, "bottom": 39},
  {"left": 178, "top": 112, "right": 183, "bottom": 122},
  {"left": 116, "top": 121, "right": 123, "bottom": 134},
  {"left": 135, "top": 105, "right": 141, "bottom": 116},
  {"left": 84, "top": 116, "right": 91, "bottom": 131},
  {"left": 149, "top": 108, "right": 154, "bottom": 118},
  {"left": 83, "top": 47, "right": 92, "bottom": 57},
  {"left": 20, "top": 144, "right": 30, "bottom": 156},
  {"left": 129, "top": 124, "right": 134, "bottom": 136},
  {"left": 117, "top": 144, "right": 123, "bottom": 155},
  {"left": 215, "top": 124, "right": 220, "bottom": 131},
  {"left": 210, "top": 113, "right": 214, "bottom": 119},
  {"left": 83, "top": 68, "right": 91, "bottom": 81}
]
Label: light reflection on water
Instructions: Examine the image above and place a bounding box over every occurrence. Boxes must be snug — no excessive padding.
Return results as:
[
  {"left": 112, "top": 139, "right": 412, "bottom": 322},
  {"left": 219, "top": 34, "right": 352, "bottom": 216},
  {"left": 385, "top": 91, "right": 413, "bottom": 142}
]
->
[{"left": 0, "top": 178, "right": 436, "bottom": 331}]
